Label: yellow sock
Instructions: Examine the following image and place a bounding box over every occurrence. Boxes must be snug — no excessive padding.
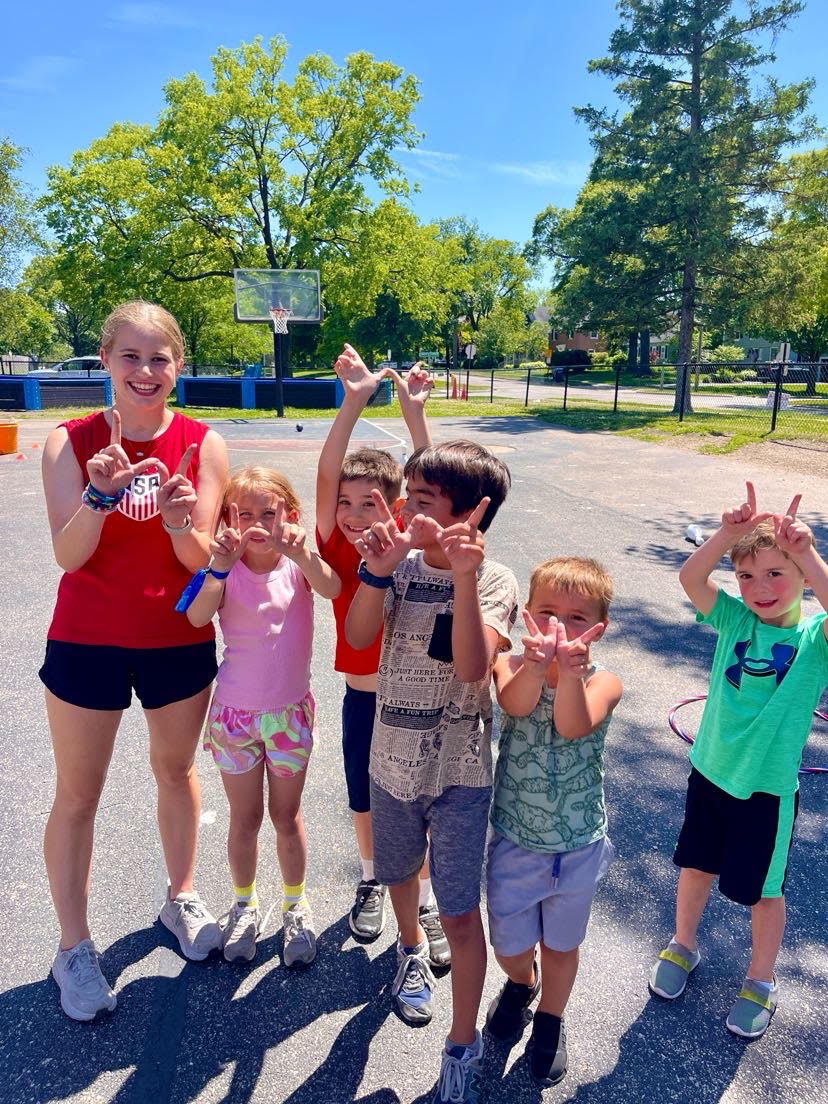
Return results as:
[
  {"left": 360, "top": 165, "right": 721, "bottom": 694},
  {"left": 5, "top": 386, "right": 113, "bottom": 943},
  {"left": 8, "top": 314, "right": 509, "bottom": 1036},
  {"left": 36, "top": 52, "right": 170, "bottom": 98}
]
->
[
  {"left": 282, "top": 880, "right": 306, "bottom": 913},
  {"left": 234, "top": 881, "right": 258, "bottom": 909}
]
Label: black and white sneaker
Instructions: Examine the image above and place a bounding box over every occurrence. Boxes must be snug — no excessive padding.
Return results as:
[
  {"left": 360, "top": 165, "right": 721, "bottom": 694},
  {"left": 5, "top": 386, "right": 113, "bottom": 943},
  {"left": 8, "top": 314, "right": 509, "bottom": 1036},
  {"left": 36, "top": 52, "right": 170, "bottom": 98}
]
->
[
  {"left": 485, "top": 966, "right": 540, "bottom": 1043},
  {"left": 349, "top": 879, "right": 387, "bottom": 940}
]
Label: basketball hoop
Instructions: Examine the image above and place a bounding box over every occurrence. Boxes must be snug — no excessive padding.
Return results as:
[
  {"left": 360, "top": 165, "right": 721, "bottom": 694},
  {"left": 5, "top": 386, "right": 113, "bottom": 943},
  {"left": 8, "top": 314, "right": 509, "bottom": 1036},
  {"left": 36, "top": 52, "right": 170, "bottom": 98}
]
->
[{"left": 269, "top": 306, "right": 293, "bottom": 334}]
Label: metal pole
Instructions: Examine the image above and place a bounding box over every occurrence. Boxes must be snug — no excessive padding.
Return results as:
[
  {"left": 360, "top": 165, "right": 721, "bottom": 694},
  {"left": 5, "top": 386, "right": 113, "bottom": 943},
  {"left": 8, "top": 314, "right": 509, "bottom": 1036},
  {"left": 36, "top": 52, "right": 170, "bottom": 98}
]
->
[
  {"left": 465, "top": 363, "right": 470, "bottom": 401},
  {"left": 563, "top": 367, "right": 569, "bottom": 411},
  {"left": 770, "top": 362, "right": 784, "bottom": 432},
  {"left": 524, "top": 366, "right": 531, "bottom": 407},
  {"left": 273, "top": 329, "right": 285, "bottom": 418},
  {"left": 490, "top": 369, "right": 494, "bottom": 404},
  {"left": 678, "top": 363, "right": 688, "bottom": 423},
  {"left": 613, "top": 361, "right": 621, "bottom": 412},
  {"left": 445, "top": 367, "right": 449, "bottom": 399}
]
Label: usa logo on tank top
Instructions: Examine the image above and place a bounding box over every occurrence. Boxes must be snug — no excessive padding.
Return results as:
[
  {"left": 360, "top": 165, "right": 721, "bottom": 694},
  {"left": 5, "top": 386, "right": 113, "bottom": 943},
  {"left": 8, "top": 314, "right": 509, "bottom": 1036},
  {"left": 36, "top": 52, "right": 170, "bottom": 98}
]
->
[{"left": 118, "top": 471, "right": 161, "bottom": 521}]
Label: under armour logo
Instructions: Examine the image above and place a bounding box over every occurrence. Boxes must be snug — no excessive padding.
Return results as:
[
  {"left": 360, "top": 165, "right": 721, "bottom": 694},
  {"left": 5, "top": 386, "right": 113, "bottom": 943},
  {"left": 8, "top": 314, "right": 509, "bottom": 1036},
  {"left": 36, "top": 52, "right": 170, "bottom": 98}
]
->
[{"left": 725, "top": 640, "right": 796, "bottom": 689}]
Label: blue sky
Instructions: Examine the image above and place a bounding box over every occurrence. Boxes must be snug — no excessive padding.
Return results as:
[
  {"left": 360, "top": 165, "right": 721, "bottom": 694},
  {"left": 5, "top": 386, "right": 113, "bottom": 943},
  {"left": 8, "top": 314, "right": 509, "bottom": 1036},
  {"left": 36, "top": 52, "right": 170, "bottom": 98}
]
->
[{"left": 2, "top": 0, "right": 826, "bottom": 251}]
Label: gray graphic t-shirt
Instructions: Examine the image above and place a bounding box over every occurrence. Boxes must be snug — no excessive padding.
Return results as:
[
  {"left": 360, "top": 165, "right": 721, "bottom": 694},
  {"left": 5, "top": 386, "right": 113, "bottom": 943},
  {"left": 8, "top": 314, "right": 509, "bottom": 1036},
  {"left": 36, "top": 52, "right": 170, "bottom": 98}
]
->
[
  {"left": 491, "top": 677, "right": 611, "bottom": 853},
  {"left": 370, "top": 553, "right": 518, "bottom": 802}
]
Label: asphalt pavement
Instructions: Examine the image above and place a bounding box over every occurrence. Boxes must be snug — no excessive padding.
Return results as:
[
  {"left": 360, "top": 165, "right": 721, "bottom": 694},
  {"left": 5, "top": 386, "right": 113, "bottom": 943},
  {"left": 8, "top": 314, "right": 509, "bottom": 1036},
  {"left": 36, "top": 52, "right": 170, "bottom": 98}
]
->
[{"left": 1, "top": 415, "right": 826, "bottom": 1104}]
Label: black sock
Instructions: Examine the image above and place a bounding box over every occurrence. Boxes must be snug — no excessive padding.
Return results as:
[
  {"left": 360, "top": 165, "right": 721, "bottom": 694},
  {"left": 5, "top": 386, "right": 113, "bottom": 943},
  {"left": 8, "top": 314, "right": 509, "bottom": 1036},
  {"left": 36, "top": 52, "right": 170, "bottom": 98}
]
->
[{"left": 532, "top": 1011, "right": 562, "bottom": 1052}]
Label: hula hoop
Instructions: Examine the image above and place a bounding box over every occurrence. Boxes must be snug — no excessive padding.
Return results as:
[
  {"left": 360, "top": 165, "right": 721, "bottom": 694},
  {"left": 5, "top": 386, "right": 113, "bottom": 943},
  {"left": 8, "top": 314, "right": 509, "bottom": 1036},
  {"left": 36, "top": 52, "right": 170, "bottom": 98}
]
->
[{"left": 668, "top": 695, "right": 828, "bottom": 775}]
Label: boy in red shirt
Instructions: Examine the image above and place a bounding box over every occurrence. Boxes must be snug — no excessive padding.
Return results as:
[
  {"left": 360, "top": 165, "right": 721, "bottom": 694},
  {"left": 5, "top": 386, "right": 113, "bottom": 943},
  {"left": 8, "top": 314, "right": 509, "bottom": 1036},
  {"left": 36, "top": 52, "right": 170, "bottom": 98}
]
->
[{"left": 316, "top": 346, "right": 448, "bottom": 964}]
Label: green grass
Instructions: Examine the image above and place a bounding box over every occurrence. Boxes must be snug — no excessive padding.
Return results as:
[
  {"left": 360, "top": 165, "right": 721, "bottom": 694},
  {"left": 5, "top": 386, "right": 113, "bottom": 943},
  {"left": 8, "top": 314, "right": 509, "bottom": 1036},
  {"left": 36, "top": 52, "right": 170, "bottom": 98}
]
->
[{"left": 11, "top": 391, "right": 827, "bottom": 452}]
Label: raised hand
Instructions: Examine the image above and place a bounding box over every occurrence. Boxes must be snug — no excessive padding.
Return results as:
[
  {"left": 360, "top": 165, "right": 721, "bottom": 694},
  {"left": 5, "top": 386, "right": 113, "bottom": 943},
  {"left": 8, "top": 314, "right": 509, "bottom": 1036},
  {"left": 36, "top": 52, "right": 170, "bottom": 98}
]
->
[
  {"left": 773, "top": 498, "right": 812, "bottom": 559},
  {"left": 354, "top": 489, "right": 421, "bottom": 576},
  {"left": 720, "top": 481, "right": 775, "bottom": 539},
  {"left": 521, "top": 609, "right": 558, "bottom": 672},
  {"left": 555, "top": 621, "right": 605, "bottom": 679},
  {"left": 436, "top": 498, "right": 489, "bottom": 577},
  {"left": 156, "top": 444, "right": 197, "bottom": 528},
  {"left": 261, "top": 498, "right": 307, "bottom": 559},
  {"left": 86, "top": 409, "right": 159, "bottom": 495},
  {"left": 384, "top": 361, "right": 434, "bottom": 411},
  {"left": 334, "top": 343, "right": 386, "bottom": 404},
  {"left": 209, "top": 504, "right": 248, "bottom": 572}
]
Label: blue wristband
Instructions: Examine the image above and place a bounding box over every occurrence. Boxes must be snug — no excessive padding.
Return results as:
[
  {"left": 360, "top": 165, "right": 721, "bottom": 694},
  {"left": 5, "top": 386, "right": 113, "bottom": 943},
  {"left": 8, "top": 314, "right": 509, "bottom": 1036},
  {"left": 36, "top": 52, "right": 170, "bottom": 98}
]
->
[
  {"left": 357, "top": 560, "right": 395, "bottom": 589},
  {"left": 175, "top": 565, "right": 231, "bottom": 613}
]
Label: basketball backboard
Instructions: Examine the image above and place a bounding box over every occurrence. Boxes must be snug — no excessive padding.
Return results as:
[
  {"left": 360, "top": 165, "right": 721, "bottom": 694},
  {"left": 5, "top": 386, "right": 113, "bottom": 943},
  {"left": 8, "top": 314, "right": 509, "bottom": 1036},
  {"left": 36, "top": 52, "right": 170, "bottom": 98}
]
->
[{"left": 233, "top": 268, "right": 322, "bottom": 324}]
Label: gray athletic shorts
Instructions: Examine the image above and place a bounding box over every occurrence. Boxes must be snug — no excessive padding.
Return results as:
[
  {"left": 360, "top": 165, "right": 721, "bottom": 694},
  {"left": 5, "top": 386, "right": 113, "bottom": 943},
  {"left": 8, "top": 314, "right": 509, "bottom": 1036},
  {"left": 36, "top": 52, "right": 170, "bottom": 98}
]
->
[
  {"left": 370, "top": 780, "right": 492, "bottom": 917},
  {"left": 486, "top": 831, "right": 614, "bottom": 954}
]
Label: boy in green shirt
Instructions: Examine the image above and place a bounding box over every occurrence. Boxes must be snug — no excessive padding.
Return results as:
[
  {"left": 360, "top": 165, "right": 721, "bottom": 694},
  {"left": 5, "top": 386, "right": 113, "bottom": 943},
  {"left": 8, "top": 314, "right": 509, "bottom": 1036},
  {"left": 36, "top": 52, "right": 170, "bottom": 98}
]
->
[{"left": 649, "top": 481, "right": 828, "bottom": 1038}]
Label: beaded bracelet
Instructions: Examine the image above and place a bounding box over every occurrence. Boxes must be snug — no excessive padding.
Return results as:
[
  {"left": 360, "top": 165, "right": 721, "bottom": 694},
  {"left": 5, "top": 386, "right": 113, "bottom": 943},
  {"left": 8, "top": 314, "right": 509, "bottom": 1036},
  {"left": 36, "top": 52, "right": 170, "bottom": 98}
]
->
[{"left": 82, "top": 483, "right": 126, "bottom": 513}]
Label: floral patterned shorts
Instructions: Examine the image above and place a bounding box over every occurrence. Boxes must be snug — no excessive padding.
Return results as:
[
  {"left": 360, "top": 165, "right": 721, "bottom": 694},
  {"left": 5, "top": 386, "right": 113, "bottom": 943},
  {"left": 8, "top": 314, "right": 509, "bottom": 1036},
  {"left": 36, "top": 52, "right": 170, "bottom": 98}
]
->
[{"left": 204, "top": 691, "right": 316, "bottom": 778}]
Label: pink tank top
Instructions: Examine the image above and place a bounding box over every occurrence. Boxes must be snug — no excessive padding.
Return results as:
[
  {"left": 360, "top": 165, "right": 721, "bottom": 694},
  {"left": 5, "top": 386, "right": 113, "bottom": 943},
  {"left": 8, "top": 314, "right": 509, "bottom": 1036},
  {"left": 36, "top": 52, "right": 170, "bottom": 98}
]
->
[{"left": 215, "top": 556, "right": 313, "bottom": 711}]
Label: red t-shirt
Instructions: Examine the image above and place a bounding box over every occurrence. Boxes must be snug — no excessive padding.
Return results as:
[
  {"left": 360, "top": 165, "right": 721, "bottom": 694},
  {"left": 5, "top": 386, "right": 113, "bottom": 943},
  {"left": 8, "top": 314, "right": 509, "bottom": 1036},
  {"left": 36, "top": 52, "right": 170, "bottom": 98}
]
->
[
  {"left": 317, "top": 523, "right": 384, "bottom": 675},
  {"left": 48, "top": 411, "right": 215, "bottom": 649}
]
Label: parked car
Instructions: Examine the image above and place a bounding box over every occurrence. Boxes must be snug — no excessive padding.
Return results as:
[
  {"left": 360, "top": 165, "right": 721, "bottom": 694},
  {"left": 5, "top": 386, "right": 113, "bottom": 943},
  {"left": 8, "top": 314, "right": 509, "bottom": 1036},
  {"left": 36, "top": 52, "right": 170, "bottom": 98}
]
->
[{"left": 52, "top": 356, "right": 104, "bottom": 374}]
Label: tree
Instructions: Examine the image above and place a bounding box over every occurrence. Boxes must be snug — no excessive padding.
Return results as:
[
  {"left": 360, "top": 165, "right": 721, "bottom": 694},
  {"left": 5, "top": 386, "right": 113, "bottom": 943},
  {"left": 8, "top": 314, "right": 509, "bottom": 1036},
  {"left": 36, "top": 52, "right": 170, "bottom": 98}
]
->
[
  {"left": 1, "top": 139, "right": 38, "bottom": 288},
  {"left": 42, "top": 39, "right": 420, "bottom": 288},
  {"left": 747, "top": 148, "right": 828, "bottom": 393},
  {"left": 0, "top": 286, "right": 56, "bottom": 359},
  {"left": 545, "top": 0, "right": 814, "bottom": 411}
]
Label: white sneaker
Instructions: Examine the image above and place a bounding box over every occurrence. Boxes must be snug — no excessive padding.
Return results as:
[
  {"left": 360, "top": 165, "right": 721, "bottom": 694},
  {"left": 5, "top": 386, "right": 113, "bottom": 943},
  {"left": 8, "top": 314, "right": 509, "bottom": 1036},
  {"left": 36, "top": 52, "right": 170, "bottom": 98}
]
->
[
  {"left": 159, "top": 891, "right": 222, "bottom": 961},
  {"left": 51, "top": 939, "right": 117, "bottom": 1021},
  {"left": 283, "top": 901, "right": 317, "bottom": 966},
  {"left": 221, "top": 903, "right": 261, "bottom": 963}
]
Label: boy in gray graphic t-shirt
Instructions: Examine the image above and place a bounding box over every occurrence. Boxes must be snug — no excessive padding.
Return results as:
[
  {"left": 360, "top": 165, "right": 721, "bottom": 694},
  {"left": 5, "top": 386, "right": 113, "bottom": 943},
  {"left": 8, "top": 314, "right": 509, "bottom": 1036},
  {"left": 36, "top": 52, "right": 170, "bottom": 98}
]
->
[{"left": 346, "top": 440, "right": 517, "bottom": 1104}]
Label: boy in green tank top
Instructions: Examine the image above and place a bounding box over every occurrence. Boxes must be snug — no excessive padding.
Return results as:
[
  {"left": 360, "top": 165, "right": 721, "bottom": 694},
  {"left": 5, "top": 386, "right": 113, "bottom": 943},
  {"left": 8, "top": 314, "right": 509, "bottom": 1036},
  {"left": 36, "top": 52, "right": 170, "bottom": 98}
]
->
[
  {"left": 649, "top": 481, "right": 828, "bottom": 1039},
  {"left": 485, "top": 557, "right": 623, "bottom": 1088}
]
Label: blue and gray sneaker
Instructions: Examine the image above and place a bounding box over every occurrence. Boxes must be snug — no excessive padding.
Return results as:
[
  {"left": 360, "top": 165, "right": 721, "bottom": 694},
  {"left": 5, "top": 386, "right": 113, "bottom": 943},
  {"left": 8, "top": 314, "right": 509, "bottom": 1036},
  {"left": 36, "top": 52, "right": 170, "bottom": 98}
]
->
[
  {"left": 726, "top": 975, "right": 778, "bottom": 1038},
  {"left": 432, "top": 1032, "right": 484, "bottom": 1103},
  {"left": 391, "top": 937, "right": 435, "bottom": 1025}
]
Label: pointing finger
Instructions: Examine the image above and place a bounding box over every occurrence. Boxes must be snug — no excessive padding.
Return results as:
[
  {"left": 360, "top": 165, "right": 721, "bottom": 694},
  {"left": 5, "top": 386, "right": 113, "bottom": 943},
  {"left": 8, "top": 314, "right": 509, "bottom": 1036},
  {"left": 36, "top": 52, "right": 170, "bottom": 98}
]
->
[
  {"left": 745, "top": 481, "right": 756, "bottom": 515},
  {"left": 152, "top": 460, "right": 170, "bottom": 485},
  {"left": 229, "top": 503, "right": 239, "bottom": 531},
  {"left": 579, "top": 623, "right": 605, "bottom": 647},
  {"left": 522, "top": 609, "right": 541, "bottom": 638},
  {"left": 110, "top": 409, "right": 121, "bottom": 448},
  {"left": 466, "top": 497, "right": 491, "bottom": 533},
  {"left": 370, "top": 488, "right": 395, "bottom": 523},
  {"left": 785, "top": 493, "right": 801, "bottom": 519},
  {"left": 175, "top": 444, "right": 196, "bottom": 478}
]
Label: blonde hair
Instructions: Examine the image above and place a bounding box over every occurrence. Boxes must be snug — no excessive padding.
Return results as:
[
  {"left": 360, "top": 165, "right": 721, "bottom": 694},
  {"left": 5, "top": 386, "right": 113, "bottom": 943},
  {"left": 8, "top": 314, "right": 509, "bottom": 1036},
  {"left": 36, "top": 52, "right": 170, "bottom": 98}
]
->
[
  {"left": 100, "top": 300, "right": 185, "bottom": 362},
  {"left": 528, "top": 556, "right": 614, "bottom": 620},
  {"left": 223, "top": 467, "right": 302, "bottom": 520},
  {"left": 730, "top": 518, "right": 811, "bottom": 566}
]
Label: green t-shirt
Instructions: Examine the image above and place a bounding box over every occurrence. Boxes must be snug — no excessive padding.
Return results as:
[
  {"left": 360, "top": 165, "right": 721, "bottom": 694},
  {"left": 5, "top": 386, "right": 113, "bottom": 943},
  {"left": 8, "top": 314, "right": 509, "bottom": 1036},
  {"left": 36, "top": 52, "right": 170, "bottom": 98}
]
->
[
  {"left": 690, "top": 588, "right": 828, "bottom": 798},
  {"left": 491, "top": 676, "right": 611, "bottom": 853}
]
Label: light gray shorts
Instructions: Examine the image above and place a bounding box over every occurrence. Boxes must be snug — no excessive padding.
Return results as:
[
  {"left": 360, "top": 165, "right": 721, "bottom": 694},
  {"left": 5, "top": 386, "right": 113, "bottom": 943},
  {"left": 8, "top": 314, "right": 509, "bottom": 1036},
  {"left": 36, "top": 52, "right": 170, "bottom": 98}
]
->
[
  {"left": 370, "top": 780, "right": 492, "bottom": 917},
  {"left": 486, "top": 831, "right": 614, "bottom": 955}
]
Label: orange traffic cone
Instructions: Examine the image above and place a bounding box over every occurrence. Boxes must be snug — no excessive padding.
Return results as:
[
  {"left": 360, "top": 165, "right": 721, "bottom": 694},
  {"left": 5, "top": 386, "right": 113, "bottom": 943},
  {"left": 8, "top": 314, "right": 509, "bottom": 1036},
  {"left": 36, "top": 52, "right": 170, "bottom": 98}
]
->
[
  {"left": 460, "top": 386, "right": 467, "bottom": 400},
  {"left": 31, "top": 442, "right": 40, "bottom": 449},
  {"left": 15, "top": 453, "right": 27, "bottom": 461},
  {"left": 451, "top": 375, "right": 457, "bottom": 399}
]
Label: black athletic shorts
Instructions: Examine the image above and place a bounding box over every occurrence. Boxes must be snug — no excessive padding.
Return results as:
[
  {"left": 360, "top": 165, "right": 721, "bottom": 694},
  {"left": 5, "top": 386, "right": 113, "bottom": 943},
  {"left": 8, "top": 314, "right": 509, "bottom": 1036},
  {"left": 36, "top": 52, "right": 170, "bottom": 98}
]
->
[
  {"left": 673, "top": 767, "right": 798, "bottom": 906},
  {"left": 39, "top": 639, "right": 217, "bottom": 711}
]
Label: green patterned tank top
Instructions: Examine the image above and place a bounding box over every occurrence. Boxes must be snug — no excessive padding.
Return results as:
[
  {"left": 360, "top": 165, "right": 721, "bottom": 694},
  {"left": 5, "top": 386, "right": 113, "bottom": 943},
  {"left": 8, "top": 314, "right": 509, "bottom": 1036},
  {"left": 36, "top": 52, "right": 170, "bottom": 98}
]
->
[{"left": 491, "top": 676, "right": 611, "bottom": 853}]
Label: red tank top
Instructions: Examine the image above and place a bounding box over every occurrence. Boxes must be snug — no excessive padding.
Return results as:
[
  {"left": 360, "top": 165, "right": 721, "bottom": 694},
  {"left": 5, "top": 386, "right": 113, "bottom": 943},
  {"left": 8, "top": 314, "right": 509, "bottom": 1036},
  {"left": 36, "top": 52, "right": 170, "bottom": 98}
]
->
[{"left": 48, "top": 411, "right": 215, "bottom": 648}]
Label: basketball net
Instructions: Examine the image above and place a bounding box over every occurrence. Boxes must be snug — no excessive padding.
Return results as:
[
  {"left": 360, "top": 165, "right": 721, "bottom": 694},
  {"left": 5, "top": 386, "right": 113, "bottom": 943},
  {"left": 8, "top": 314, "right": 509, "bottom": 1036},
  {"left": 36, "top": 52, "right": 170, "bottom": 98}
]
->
[{"left": 269, "top": 306, "right": 292, "bottom": 335}]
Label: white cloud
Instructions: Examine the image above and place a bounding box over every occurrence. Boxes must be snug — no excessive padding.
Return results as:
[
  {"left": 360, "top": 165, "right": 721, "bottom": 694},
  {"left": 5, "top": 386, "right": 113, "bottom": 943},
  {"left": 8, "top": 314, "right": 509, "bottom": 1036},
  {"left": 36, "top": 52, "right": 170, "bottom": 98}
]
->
[
  {"left": 109, "top": 3, "right": 196, "bottom": 27},
  {"left": 0, "top": 55, "right": 76, "bottom": 92},
  {"left": 490, "top": 160, "right": 588, "bottom": 187},
  {"left": 395, "top": 147, "right": 464, "bottom": 179}
]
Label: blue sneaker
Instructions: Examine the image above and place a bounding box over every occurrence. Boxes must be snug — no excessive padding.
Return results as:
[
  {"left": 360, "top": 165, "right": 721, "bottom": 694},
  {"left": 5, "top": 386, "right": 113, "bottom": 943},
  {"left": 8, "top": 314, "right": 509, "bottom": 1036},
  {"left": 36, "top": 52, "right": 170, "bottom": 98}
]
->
[
  {"left": 432, "top": 1033, "right": 484, "bottom": 1103},
  {"left": 391, "top": 937, "right": 435, "bottom": 1025},
  {"left": 726, "top": 975, "right": 778, "bottom": 1038}
]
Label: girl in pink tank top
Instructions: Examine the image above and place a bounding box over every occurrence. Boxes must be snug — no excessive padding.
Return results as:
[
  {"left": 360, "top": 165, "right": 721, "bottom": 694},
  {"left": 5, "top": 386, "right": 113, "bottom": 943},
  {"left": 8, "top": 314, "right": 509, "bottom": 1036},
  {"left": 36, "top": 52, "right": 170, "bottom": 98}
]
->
[{"left": 183, "top": 467, "right": 340, "bottom": 966}]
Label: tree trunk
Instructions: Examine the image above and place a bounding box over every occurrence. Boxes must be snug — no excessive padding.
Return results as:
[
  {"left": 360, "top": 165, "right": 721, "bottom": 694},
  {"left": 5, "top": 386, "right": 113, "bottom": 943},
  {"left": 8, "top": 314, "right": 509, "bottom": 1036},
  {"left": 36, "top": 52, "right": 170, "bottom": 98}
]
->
[
  {"left": 673, "top": 25, "right": 702, "bottom": 415},
  {"left": 637, "top": 329, "right": 650, "bottom": 375},
  {"left": 627, "top": 331, "right": 637, "bottom": 372}
]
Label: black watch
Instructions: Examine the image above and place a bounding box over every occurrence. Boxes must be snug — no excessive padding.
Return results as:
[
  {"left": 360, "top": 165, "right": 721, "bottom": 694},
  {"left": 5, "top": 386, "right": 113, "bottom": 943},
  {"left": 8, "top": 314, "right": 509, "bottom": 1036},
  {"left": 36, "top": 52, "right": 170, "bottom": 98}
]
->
[{"left": 357, "top": 561, "right": 395, "bottom": 589}]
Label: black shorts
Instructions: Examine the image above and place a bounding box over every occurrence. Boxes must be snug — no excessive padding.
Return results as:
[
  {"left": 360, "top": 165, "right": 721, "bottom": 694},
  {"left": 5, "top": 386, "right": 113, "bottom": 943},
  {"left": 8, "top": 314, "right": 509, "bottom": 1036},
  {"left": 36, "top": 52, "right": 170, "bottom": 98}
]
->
[
  {"left": 341, "top": 686, "right": 376, "bottom": 813},
  {"left": 673, "top": 767, "right": 798, "bottom": 906},
  {"left": 39, "top": 639, "right": 217, "bottom": 712}
]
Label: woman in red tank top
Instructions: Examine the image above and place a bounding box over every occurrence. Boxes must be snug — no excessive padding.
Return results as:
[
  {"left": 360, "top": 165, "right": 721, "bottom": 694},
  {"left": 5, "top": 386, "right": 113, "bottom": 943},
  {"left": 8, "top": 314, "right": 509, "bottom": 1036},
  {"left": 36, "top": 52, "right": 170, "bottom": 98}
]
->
[{"left": 40, "top": 301, "right": 229, "bottom": 1021}]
